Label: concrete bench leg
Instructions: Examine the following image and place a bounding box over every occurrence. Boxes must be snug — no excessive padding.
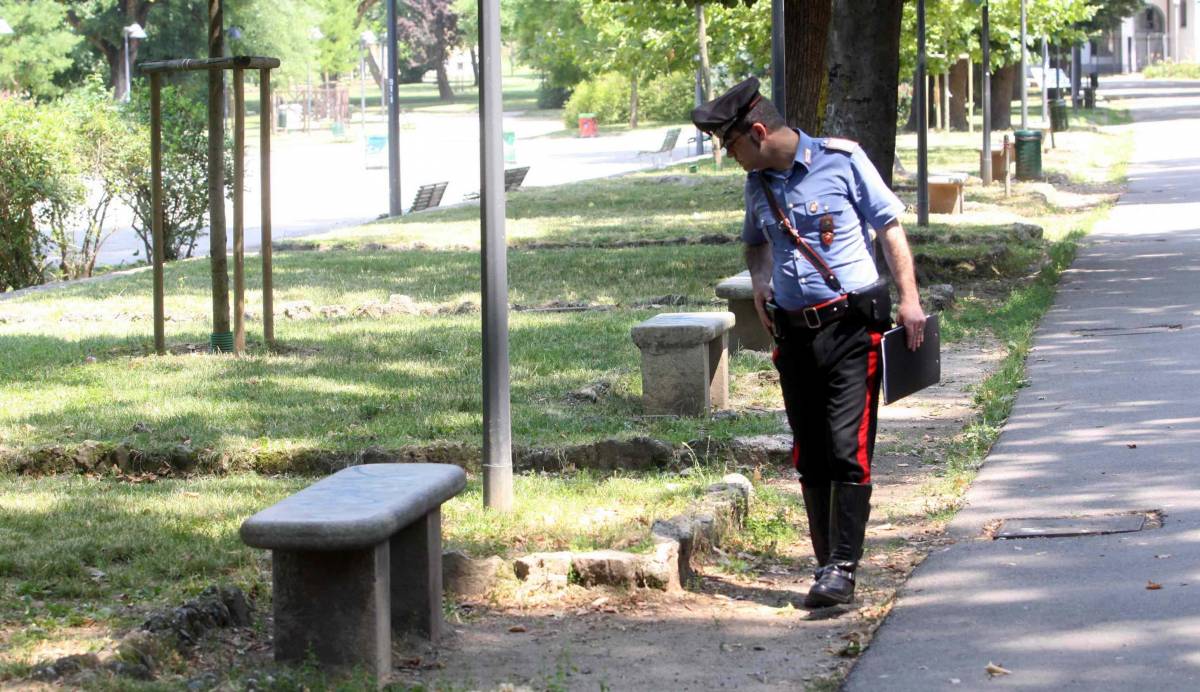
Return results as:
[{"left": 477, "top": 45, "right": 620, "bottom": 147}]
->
[
  {"left": 390, "top": 509, "right": 444, "bottom": 640},
  {"left": 272, "top": 543, "right": 391, "bottom": 679},
  {"left": 640, "top": 334, "right": 729, "bottom": 416},
  {"left": 726, "top": 298, "right": 773, "bottom": 352}
]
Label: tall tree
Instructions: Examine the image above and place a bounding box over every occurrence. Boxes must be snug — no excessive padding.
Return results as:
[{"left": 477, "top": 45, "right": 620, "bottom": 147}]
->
[
  {"left": 61, "top": 0, "right": 157, "bottom": 101},
  {"left": 0, "top": 1, "right": 80, "bottom": 98},
  {"left": 783, "top": 0, "right": 831, "bottom": 134},
  {"left": 824, "top": 0, "right": 904, "bottom": 186},
  {"left": 392, "top": 0, "right": 461, "bottom": 98}
]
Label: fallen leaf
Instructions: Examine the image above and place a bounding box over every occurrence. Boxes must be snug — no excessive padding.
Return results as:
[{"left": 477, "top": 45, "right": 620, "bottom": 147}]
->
[
  {"left": 1127, "top": 443, "right": 1137, "bottom": 449},
  {"left": 508, "top": 624, "right": 527, "bottom": 633},
  {"left": 1146, "top": 581, "right": 1163, "bottom": 590},
  {"left": 1155, "top": 554, "right": 1172, "bottom": 559},
  {"left": 986, "top": 662, "right": 1011, "bottom": 677},
  {"left": 590, "top": 596, "right": 609, "bottom": 608}
]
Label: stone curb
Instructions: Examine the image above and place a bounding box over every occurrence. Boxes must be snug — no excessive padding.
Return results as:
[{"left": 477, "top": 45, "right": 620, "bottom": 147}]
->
[{"left": 444, "top": 473, "right": 753, "bottom": 597}]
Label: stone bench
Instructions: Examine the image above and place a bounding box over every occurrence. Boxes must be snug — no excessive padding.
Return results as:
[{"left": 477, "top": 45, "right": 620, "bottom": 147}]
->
[
  {"left": 240, "top": 463, "right": 466, "bottom": 679},
  {"left": 631, "top": 312, "right": 735, "bottom": 416},
  {"left": 715, "top": 271, "right": 773, "bottom": 352},
  {"left": 928, "top": 174, "right": 966, "bottom": 214}
]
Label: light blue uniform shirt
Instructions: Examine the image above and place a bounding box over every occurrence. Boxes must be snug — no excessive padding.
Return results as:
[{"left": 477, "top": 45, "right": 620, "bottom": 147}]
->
[{"left": 742, "top": 129, "right": 905, "bottom": 311}]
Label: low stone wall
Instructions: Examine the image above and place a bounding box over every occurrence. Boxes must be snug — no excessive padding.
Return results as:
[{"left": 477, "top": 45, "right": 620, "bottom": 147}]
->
[{"left": 443, "top": 473, "right": 754, "bottom": 596}]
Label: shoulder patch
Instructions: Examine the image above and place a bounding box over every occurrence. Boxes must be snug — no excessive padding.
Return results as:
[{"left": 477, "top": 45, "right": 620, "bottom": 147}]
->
[{"left": 823, "top": 137, "right": 859, "bottom": 154}]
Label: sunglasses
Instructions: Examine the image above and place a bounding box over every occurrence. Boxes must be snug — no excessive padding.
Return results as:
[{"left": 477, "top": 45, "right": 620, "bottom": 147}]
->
[{"left": 722, "top": 126, "right": 748, "bottom": 153}]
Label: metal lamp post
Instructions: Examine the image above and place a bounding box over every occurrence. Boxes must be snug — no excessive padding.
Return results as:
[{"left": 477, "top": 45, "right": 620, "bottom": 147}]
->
[{"left": 123, "top": 23, "right": 147, "bottom": 103}]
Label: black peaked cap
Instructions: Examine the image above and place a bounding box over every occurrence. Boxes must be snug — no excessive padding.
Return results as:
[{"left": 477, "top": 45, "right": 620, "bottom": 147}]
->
[{"left": 690, "top": 76, "right": 762, "bottom": 140}]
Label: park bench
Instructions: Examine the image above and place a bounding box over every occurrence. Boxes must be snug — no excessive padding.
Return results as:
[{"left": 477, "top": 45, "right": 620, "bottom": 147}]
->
[
  {"left": 638, "top": 127, "right": 682, "bottom": 165},
  {"left": 715, "top": 271, "right": 773, "bottom": 352},
  {"left": 240, "top": 463, "right": 466, "bottom": 678},
  {"left": 928, "top": 174, "right": 967, "bottom": 214},
  {"left": 463, "top": 166, "right": 531, "bottom": 201},
  {"left": 410, "top": 181, "right": 448, "bottom": 212},
  {"left": 631, "top": 311, "right": 735, "bottom": 416}
]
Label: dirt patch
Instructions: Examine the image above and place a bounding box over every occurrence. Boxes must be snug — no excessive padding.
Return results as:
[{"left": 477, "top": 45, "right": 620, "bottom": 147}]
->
[{"left": 396, "top": 337, "right": 1004, "bottom": 691}]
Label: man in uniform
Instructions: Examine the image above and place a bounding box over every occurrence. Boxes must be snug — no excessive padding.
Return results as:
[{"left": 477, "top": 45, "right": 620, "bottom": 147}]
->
[{"left": 692, "top": 77, "right": 925, "bottom": 608}]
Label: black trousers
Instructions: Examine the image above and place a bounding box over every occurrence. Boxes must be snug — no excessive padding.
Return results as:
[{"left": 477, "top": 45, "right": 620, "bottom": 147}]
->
[{"left": 773, "top": 316, "right": 885, "bottom": 485}]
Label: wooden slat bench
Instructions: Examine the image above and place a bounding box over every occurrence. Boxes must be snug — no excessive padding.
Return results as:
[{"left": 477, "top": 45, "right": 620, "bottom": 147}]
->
[
  {"left": 240, "top": 463, "right": 466, "bottom": 678},
  {"left": 410, "top": 181, "right": 448, "bottom": 212},
  {"left": 631, "top": 312, "right": 735, "bottom": 416}
]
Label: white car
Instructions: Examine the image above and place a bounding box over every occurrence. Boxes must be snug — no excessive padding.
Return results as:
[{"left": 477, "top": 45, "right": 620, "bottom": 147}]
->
[{"left": 1025, "top": 64, "right": 1072, "bottom": 92}]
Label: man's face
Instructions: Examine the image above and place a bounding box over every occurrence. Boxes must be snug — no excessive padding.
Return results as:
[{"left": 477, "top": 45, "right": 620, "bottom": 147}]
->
[{"left": 723, "top": 123, "right": 761, "bottom": 171}]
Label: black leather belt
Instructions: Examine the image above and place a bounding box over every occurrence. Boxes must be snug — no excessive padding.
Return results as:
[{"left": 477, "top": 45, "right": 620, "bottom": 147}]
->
[{"left": 783, "top": 295, "right": 850, "bottom": 330}]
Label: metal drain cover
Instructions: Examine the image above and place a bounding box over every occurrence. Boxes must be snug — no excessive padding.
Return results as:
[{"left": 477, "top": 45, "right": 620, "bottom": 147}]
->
[
  {"left": 995, "top": 513, "right": 1147, "bottom": 539},
  {"left": 1072, "top": 324, "right": 1182, "bottom": 337}
]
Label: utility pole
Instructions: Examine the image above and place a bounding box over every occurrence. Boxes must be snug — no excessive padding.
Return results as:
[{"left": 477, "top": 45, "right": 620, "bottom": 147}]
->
[
  {"left": 917, "top": 0, "right": 929, "bottom": 227},
  {"left": 1019, "top": 0, "right": 1028, "bottom": 129},
  {"left": 980, "top": 0, "right": 992, "bottom": 185},
  {"left": 386, "top": 0, "right": 402, "bottom": 216}
]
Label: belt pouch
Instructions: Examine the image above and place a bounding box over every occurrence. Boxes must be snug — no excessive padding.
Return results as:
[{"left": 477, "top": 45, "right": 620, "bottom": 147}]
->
[{"left": 848, "top": 280, "right": 891, "bottom": 327}]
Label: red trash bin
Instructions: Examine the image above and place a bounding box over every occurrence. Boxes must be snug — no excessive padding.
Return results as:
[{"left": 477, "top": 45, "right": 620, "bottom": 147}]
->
[{"left": 578, "top": 113, "right": 597, "bottom": 138}]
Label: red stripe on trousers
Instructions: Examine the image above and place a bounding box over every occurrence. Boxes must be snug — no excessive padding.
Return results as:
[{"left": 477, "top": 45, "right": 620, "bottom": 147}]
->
[{"left": 856, "top": 332, "right": 882, "bottom": 484}]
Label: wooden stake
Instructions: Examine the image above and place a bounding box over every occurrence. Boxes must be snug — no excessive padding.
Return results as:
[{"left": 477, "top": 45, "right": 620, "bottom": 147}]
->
[
  {"left": 233, "top": 68, "right": 246, "bottom": 354},
  {"left": 151, "top": 73, "right": 165, "bottom": 356},
  {"left": 260, "top": 69, "right": 274, "bottom": 347}
]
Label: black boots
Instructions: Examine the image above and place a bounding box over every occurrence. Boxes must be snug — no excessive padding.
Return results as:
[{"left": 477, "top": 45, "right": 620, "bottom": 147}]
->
[
  {"left": 804, "top": 481, "right": 872, "bottom": 608},
  {"left": 800, "top": 482, "right": 832, "bottom": 575}
]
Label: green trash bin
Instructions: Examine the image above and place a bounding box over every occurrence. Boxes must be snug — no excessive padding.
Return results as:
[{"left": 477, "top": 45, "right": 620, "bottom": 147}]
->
[
  {"left": 1050, "top": 99, "right": 1070, "bottom": 132},
  {"left": 1014, "top": 129, "right": 1043, "bottom": 181}
]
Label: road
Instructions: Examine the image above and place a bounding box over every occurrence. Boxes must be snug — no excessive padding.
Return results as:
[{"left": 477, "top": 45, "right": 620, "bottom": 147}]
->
[{"left": 845, "top": 76, "right": 1200, "bottom": 690}]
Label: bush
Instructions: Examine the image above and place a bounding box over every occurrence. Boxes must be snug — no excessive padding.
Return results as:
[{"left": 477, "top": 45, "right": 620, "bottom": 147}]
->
[
  {"left": 563, "top": 72, "right": 631, "bottom": 128},
  {"left": 1143, "top": 61, "right": 1200, "bottom": 79},
  {"left": 640, "top": 71, "right": 695, "bottom": 123},
  {"left": 0, "top": 98, "right": 79, "bottom": 291},
  {"left": 537, "top": 81, "right": 572, "bottom": 109},
  {"left": 120, "top": 82, "right": 232, "bottom": 262},
  {"left": 45, "top": 84, "right": 142, "bottom": 280}
]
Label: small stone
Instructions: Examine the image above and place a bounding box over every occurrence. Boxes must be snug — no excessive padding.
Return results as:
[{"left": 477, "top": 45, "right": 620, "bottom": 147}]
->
[
  {"left": 443, "top": 551, "right": 502, "bottom": 597},
  {"left": 926, "top": 284, "right": 956, "bottom": 311},
  {"left": 132, "top": 422, "right": 152, "bottom": 434},
  {"left": 571, "top": 550, "right": 639, "bottom": 587},
  {"left": 513, "top": 552, "right": 572, "bottom": 587},
  {"left": 84, "top": 355, "right": 98, "bottom": 364}
]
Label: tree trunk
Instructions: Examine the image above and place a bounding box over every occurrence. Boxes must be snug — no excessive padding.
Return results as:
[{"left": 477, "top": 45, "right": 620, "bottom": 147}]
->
[
  {"left": 697, "top": 4, "right": 712, "bottom": 100},
  {"left": 366, "top": 47, "right": 383, "bottom": 90},
  {"left": 436, "top": 59, "right": 454, "bottom": 100},
  {"left": 949, "top": 58, "right": 969, "bottom": 130},
  {"left": 629, "top": 74, "right": 639, "bottom": 128},
  {"left": 470, "top": 46, "right": 479, "bottom": 87},
  {"left": 784, "top": 0, "right": 832, "bottom": 134},
  {"left": 990, "top": 62, "right": 1017, "bottom": 131},
  {"left": 824, "top": 0, "right": 903, "bottom": 187}
]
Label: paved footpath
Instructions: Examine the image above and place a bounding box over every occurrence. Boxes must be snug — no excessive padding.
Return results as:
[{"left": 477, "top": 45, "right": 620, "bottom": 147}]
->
[{"left": 845, "top": 77, "right": 1200, "bottom": 690}]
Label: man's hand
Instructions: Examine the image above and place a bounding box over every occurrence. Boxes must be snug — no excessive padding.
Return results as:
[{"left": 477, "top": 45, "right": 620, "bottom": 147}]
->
[
  {"left": 878, "top": 219, "right": 926, "bottom": 351},
  {"left": 897, "top": 298, "right": 926, "bottom": 351},
  {"left": 754, "top": 286, "right": 774, "bottom": 333}
]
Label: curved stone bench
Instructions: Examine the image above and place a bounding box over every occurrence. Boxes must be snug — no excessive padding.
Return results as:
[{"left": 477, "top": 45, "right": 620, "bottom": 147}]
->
[
  {"left": 631, "top": 311, "right": 735, "bottom": 416},
  {"left": 241, "top": 463, "right": 466, "bottom": 679},
  {"left": 715, "top": 271, "right": 773, "bottom": 352}
]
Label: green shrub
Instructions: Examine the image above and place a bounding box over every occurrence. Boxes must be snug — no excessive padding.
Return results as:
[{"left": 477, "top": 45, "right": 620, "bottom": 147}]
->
[
  {"left": 0, "top": 98, "right": 79, "bottom": 291},
  {"left": 1143, "top": 61, "right": 1200, "bottom": 79},
  {"left": 537, "top": 81, "right": 572, "bottom": 109},
  {"left": 563, "top": 72, "right": 631, "bottom": 128},
  {"left": 119, "top": 83, "right": 232, "bottom": 262},
  {"left": 640, "top": 71, "right": 695, "bottom": 123}
]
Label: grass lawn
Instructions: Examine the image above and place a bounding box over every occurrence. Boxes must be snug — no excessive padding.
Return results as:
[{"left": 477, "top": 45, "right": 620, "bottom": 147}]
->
[{"left": 0, "top": 104, "right": 1133, "bottom": 687}]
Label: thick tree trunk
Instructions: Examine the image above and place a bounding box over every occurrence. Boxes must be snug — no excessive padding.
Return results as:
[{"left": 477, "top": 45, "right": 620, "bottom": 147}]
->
[
  {"left": 697, "top": 4, "right": 712, "bottom": 100},
  {"left": 470, "top": 46, "right": 479, "bottom": 87},
  {"left": 784, "top": 0, "right": 832, "bottom": 134},
  {"left": 436, "top": 59, "right": 454, "bottom": 100},
  {"left": 990, "top": 63, "right": 1017, "bottom": 131},
  {"left": 949, "top": 58, "right": 969, "bottom": 130},
  {"left": 824, "top": 0, "right": 903, "bottom": 187}
]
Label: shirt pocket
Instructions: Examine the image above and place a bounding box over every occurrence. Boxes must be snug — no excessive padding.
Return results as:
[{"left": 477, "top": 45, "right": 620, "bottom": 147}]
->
[{"left": 792, "top": 193, "right": 853, "bottom": 236}]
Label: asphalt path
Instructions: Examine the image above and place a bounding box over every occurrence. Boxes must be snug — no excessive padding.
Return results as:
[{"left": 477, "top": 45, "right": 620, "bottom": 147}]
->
[
  {"left": 93, "top": 110, "right": 702, "bottom": 266},
  {"left": 844, "top": 76, "right": 1200, "bottom": 690}
]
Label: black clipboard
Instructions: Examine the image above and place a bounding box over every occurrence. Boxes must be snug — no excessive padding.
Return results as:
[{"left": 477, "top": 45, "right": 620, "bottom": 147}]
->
[{"left": 881, "top": 314, "right": 940, "bottom": 405}]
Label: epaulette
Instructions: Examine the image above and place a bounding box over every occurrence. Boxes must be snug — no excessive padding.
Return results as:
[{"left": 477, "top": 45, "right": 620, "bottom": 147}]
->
[{"left": 823, "top": 137, "right": 858, "bottom": 153}]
